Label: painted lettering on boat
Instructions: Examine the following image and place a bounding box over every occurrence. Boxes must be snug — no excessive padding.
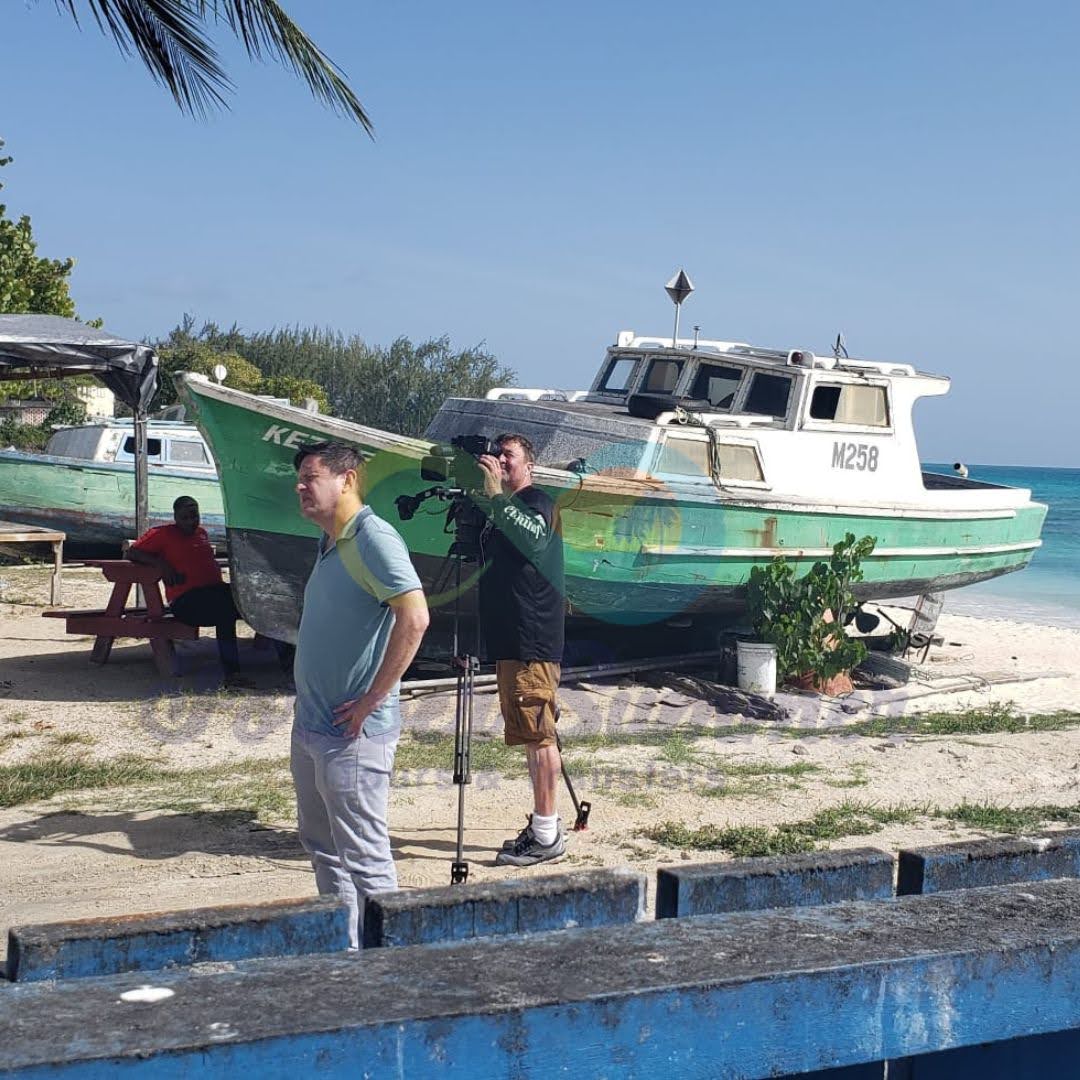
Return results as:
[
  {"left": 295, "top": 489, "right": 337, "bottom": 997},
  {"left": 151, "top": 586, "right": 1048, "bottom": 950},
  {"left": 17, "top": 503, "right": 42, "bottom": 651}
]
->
[
  {"left": 261, "top": 424, "right": 316, "bottom": 450},
  {"left": 831, "top": 442, "right": 879, "bottom": 472}
]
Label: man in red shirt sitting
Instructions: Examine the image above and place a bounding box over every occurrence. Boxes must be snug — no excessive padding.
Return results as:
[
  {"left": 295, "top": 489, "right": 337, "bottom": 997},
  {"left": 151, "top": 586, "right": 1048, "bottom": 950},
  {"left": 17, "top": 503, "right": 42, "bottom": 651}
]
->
[{"left": 128, "top": 496, "right": 242, "bottom": 678}]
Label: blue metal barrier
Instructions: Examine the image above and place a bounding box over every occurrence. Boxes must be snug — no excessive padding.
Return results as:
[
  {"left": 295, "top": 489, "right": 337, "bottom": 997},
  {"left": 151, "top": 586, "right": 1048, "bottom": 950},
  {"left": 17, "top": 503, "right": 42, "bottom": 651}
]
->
[{"left": 3, "top": 879, "right": 1080, "bottom": 1077}]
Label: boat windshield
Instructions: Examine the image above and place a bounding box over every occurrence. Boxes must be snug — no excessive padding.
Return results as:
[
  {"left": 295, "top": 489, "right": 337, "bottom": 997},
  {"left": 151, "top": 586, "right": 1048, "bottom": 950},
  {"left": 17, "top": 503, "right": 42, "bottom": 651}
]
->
[
  {"left": 167, "top": 440, "right": 211, "bottom": 466},
  {"left": 642, "top": 357, "right": 683, "bottom": 394},
  {"left": 742, "top": 372, "right": 792, "bottom": 418},
  {"left": 119, "top": 436, "right": 163, "bottom": 461},
  {"left": 599, "top": 357, "right": 637, "bottom": 393},
  {"left": 690, "top": 363, "right": 743, "bottom": 410}
]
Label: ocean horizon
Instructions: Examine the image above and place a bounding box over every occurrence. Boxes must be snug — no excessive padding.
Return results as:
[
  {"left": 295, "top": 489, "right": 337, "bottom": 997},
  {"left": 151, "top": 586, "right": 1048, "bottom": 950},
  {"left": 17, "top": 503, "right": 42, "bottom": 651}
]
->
[{"left": 922, "top": 463, "right": 1080, "bottom": 629}]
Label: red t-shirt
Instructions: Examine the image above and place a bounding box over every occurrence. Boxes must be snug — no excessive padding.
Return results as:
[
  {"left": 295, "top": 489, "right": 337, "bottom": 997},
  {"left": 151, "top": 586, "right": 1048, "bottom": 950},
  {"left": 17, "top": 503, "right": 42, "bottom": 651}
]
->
[{"left": 131, "top": 524, "right": 222, "bottom": 603}]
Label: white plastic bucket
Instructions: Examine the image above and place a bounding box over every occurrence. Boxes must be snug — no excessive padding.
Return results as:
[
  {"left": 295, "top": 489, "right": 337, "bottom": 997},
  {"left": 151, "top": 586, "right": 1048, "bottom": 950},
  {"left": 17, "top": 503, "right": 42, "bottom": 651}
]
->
[{"left": 736, "top": 641, "right": 777, "bottom": 695}]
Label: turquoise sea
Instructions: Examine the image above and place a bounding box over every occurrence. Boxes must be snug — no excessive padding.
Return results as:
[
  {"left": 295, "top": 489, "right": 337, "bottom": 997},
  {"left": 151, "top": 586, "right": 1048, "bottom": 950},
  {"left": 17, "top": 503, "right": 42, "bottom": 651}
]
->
[{"left": 924, "top": 464, "right": 1080, "bottom": 628}]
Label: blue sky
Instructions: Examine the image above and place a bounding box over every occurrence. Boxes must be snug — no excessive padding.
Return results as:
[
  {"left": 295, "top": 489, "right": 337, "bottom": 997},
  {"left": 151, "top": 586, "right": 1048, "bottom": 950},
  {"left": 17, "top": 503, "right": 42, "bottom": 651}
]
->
[{"left": 3, "top": 2, "right": 1078, "bottom": 466}]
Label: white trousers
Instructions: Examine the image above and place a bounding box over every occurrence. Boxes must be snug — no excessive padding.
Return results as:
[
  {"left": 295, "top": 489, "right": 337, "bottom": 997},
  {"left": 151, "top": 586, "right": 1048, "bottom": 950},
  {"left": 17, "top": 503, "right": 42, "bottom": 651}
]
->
[{"left": 290, "top": 725, "right": 399, "bottom": 949}]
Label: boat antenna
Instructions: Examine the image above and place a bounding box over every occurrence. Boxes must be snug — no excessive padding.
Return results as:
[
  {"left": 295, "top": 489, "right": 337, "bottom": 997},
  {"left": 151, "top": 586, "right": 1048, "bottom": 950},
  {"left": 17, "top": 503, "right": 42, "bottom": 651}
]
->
[
  {"left": 692, "top": 325, "right": 701, "bottom": 348},
  {"left": 665, "top": 269, "right": 695, "bottom": 348},
  {"left": 833, "top": 332, "right": 848, "bottom": 360}
]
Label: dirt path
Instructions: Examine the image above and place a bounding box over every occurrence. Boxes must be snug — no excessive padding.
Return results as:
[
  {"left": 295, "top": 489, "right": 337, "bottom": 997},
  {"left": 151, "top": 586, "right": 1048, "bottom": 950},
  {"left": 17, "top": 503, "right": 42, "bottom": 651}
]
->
[{"left": 3, "top": 563, "right": 1079, "bottom": 961}]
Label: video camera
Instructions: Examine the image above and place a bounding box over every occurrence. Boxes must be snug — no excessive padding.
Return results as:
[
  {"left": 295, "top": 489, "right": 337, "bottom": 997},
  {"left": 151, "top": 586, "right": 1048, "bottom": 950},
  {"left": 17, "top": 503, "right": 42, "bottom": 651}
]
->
[
  {"left": 394, "top": 433, "right": 501, "bottom": 539},
  {"left": 420, "top": 434, "right": 501, "bottom": 487}
]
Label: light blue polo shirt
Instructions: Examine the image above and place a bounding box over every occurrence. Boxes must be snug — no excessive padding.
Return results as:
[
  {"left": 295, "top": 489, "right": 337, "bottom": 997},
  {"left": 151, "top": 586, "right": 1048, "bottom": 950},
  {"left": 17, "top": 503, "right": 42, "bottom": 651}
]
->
[{"left": 293, "top": 506, "right": 422, "bottom": 738}]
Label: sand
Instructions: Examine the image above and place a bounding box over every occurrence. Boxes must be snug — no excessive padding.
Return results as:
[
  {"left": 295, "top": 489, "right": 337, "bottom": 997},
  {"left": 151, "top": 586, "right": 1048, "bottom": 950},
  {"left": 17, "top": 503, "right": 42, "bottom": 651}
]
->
[{"left": 2, "top": 562, "right": 1079, "bottom": 959}]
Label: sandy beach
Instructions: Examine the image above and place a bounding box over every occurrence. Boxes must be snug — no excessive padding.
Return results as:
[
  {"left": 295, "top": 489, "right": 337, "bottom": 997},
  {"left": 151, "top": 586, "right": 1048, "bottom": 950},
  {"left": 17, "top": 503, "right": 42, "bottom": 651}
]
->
[{"left": 2, "top": 561, "right": 1079, "bottom": 962}]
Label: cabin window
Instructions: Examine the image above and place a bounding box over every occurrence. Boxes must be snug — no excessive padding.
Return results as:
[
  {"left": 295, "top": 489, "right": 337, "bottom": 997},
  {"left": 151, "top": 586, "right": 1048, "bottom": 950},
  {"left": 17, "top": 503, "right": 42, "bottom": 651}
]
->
[
  {"left": 654, "top": 436, "right": 710, "bottom": 477},
  {"left": 743, "top": 373, "right": 792, "bottom": 418},
  {"left": 690, "top": 363, "right": 743, "bottom": 409},
  {"left": 714, "top": 442, "right": 765, "bottom": 483},
  {"left": 122, "top": 436, "right": 162, "bottom": 459},
  {"left": 654, "top": 435, "right": 765, "bottom": 485},
  {"left": 168, "top": 440, "right": 210, "bottom": 465},
  {"left": 809, "top": 383, "right": 889, "bottom": 427},
  {"left": 600, "top": 358, "right": 636, "bottom": 392},
  {"left": 643, "top": 358, "right": 683, "bottom": 394}
]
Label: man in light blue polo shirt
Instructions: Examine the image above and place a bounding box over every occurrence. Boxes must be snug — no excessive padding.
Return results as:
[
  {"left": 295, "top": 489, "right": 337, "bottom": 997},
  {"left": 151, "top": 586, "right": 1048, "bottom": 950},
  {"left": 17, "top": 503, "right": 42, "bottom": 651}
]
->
[{"left": 290, "top": 441, "right": 429, "bottom": 949}]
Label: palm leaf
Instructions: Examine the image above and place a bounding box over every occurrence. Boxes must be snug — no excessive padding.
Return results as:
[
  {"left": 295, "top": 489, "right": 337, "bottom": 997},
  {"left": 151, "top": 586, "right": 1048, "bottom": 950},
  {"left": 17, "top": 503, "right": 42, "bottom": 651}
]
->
[{"left": 54, "top": 0, "right": 372, "bottom": 133}]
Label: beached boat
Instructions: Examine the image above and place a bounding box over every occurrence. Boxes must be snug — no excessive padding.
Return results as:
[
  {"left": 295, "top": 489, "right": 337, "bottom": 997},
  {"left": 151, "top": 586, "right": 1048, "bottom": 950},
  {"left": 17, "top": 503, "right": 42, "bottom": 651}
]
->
[
  {"left": 0, "top": 419, "right": 224, "bottom": 546},
  {"left": 176, "top": 332, "right": 1046, "bottom": 642}
]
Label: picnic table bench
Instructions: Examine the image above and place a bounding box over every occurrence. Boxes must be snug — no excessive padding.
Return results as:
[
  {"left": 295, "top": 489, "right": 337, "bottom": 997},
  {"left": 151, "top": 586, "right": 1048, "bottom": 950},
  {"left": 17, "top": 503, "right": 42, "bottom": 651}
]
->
[
  {"left": 0, "top": 520, "right": 65, "bottom": 604},
  {"left": 42, "top": 559, "right": 197, "bottom": 678}
]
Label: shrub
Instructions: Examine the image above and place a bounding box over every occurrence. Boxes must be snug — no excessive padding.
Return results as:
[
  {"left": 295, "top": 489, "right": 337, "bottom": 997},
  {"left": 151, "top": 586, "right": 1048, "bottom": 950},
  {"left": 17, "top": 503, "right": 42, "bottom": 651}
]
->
[{"left": 747, "top": 533, "right": 877, "bottom": 684}]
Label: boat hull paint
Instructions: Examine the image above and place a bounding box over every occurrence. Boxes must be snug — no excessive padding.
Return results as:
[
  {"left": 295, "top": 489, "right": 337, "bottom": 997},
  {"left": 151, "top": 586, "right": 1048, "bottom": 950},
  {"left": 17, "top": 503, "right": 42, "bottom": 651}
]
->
[
  {"left": 229, "top": 524, "right": 1034, "bottom": 643},
  {"left": 0, "top": 450, "right": 224, "bottom": 546},
  {"left": 179, "top": 378, "right": 1047, "bottom": 639}
]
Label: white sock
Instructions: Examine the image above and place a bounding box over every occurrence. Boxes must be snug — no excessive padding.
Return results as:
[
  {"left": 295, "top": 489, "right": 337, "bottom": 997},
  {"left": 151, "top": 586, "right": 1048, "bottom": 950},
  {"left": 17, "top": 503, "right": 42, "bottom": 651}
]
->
[{"left": 531, "top": 812, "right": 558, "bottom": 846}]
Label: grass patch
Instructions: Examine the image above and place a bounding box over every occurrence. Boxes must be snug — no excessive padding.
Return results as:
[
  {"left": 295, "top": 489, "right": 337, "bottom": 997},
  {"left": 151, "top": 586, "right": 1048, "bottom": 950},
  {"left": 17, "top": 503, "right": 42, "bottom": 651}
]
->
[
  {"left": 643, "top": 821, "right": 814, "bottom": 857},
  {"left": 658, "top": 733, "right": 697, "bottom": 766},
  {"left": 395, "top": 732, "right": 519, "bottom": 777},
  {"left": 937, "top": 801, "right": 1080, "bottom": 834},
  {"left": 4, "top": 711, "right": 28, "bottom": 725},
  {"left": 155, "top": 758, "right": 294, "bottom": 821},
  {"left": 845, "top": 703, "right": 1080, "bottom": 738},
  {"left": 643, "top": 800, "right": 919, "bottom": 857},
  {"left": 718, "top": 761, "right": 820, "bottom": 779},
  {"left": 0, "top": 751, "right": 296, "bottom": 822},
  {"left": 560, "top": 726, "right": 788, "bottom": 752},
  {"left": 645, "top": 796, "right": 1080, "bottom": 857},
  {"left": 48, "top": 732, "right": 96, "bottom": 748},
  {"left": 611, "top": 791, "right": 658, "bottom": 809},
  {"left": 0, "top": 754, "right": 168, "bottom": 808},
  {"left": 698, "top": 761, "right": 820, "bottom": 799}
]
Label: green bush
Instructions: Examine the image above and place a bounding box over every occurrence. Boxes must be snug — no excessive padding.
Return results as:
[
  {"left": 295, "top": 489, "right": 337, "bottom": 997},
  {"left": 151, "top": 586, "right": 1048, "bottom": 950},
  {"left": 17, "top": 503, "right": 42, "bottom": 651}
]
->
[
  {"left": 747, "top": 533, "right": 877, "bottom": 683},
  {"left": 0, "top": 418, "right": 49, "bottom": 451}
]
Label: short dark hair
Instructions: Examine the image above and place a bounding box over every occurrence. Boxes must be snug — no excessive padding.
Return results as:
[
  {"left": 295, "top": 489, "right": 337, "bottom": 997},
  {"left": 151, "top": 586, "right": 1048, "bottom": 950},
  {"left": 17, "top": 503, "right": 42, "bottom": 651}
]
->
[
  {"left": 293, "top": 441, "right": 363, "bottom": 474},
  {"left": 173, "top": 495, "right": 198, "bottom": 512},
  {"left": 495, "top": 433, "right": 535, "bottom": 465}
]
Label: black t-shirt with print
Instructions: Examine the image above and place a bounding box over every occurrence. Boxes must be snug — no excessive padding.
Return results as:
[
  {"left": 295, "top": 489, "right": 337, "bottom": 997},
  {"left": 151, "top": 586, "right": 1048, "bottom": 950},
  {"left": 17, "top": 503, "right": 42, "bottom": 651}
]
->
[{"left": 476, "top": 485, "right": 565, "bottom": 662}]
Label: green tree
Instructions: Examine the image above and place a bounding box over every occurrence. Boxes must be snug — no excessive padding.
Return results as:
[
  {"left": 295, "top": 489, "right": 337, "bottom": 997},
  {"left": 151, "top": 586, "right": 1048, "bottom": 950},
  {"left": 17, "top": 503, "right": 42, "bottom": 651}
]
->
[
  {"left": 154, "top": 320, "right": 516, "bottom": 435},
  {"left": 156, "top": 341, "right": 262, "bottom": 407},
  {"left": 44, "top": 399, "right": 88, "bottom": 428},
  {"left": 262, "top": 374, "right": 329, "bottom": 413},
  {"left": 0, "top": 140, "right": 76, "bottom": 316},
  {"left": 52, "top": 1, "right": 372, "bottom": 133}
]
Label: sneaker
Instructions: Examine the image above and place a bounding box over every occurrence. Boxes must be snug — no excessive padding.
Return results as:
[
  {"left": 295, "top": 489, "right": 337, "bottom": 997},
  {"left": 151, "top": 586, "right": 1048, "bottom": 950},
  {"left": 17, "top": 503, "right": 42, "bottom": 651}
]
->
[
  {"left": 495, "top": 825, "right": 566, "bottom": 867},
  {"left": 500, "top": 816, "right": 564, "bottom": 850},
  {"left": 501, "top": 816, "right": 534, "bottom": 850}
]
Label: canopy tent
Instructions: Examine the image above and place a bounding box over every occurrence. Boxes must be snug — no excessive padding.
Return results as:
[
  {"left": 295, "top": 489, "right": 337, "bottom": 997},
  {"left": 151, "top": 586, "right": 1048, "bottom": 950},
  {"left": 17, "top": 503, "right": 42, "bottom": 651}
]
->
[{"left": 0, "top": 315, "right": 161, "bottom": 537}]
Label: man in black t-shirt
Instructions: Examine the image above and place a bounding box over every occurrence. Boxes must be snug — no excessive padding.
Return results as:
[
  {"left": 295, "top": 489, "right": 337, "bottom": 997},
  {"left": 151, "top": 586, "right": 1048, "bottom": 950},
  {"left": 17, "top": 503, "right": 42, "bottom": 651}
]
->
[{"left": 475, "top": 433, "right": 567, "bottom": 867}]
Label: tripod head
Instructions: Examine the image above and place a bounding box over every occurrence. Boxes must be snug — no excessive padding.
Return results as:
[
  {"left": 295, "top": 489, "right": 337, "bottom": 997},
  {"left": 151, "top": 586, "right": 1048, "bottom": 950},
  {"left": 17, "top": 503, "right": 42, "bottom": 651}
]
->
[{"left": 395, "top": 485, "right": 487, "bottom": 562}]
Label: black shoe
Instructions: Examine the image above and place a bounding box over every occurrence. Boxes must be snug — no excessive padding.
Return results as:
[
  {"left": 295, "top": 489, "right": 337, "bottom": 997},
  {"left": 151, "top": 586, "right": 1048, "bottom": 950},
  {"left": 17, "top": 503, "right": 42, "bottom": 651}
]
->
[
  {"left": 495, "top": 825, "right": 566, "bottom": 867},
  {"left": 501, "top": 816, "right": 534, "bottom": 850}
]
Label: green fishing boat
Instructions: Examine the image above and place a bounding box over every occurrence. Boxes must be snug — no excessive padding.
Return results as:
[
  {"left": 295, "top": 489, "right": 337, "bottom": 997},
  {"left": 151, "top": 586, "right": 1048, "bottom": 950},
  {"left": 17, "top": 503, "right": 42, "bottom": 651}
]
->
[
  {"left": 176, "top": 326, "right": 1045, "bottom": 643},
  {"left": 0, "top": 420, "right": 224, "bottom": 546}
]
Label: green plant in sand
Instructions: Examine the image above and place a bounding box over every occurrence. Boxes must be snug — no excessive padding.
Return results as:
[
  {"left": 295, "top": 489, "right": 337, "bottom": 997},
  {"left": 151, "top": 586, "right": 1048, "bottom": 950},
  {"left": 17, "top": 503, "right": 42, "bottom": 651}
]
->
[{"left": 747, "top": 532, "right": 877, "bottom": 685}]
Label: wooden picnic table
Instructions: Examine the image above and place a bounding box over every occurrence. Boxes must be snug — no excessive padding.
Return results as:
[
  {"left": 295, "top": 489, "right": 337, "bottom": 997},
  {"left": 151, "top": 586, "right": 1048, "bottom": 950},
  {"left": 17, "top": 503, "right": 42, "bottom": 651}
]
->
[
  {"left": 42, "top": 559, "right": 198, "bottom": 678},
  {"left": 0, "top": 520, "right": 64, "bottom": 604}
]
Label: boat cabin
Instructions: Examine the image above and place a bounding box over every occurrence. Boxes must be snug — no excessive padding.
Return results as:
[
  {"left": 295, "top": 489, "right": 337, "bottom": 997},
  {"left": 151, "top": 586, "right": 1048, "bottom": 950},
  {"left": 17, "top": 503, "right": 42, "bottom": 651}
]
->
[
  {"left": 427, "top": 330, "right": 978, "bottom": 507},
  {"left": 45, "top": 420, "right": 217, "bottom": 475}
]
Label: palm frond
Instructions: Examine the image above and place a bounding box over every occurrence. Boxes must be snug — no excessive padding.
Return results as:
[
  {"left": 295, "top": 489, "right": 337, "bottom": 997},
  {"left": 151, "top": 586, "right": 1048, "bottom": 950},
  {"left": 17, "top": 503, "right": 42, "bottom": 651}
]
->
[
  {"left": 54, "top": 0, "right": 372, "bottom": 133},
  {"left": 56, "top": 0, "right": 230, "bottom": 118},
  {"left": 202, "top": 0, "right": 373, "bottom": 134}
]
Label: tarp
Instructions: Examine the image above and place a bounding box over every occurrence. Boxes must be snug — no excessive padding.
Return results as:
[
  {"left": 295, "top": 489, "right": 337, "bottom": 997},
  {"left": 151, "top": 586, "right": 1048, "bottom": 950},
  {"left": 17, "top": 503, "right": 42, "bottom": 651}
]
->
[{"left": 0, "top": 315, "right": 159, "bottom": 411}]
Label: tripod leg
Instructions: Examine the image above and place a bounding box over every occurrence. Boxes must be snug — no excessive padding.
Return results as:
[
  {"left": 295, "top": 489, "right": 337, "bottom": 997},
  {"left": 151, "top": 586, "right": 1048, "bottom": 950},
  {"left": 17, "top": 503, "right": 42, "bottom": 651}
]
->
[
  {"left": 451, "top": 655, "right": 476, "bottom": 884},
  {"left": 554, "top": 730, "right": 591, "bottom": 831}
]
